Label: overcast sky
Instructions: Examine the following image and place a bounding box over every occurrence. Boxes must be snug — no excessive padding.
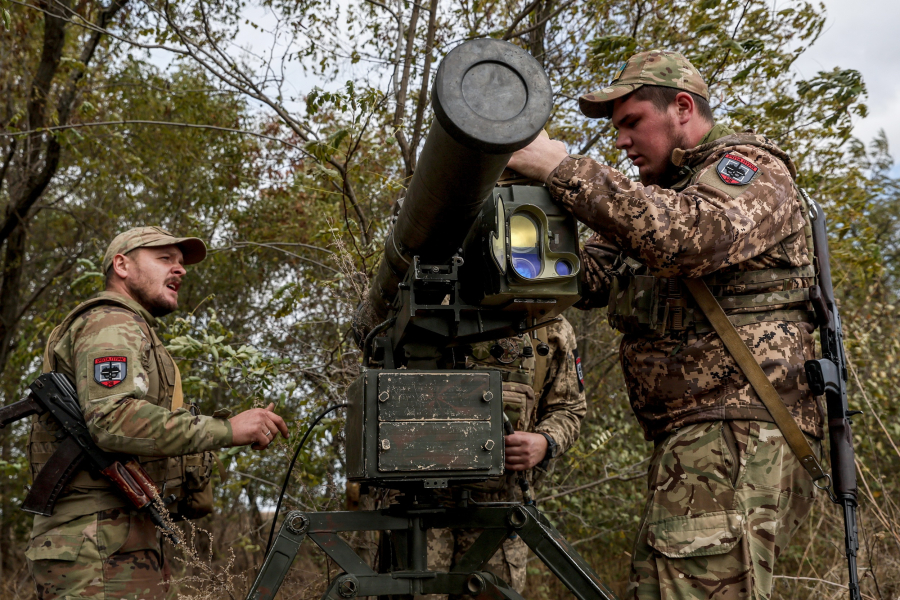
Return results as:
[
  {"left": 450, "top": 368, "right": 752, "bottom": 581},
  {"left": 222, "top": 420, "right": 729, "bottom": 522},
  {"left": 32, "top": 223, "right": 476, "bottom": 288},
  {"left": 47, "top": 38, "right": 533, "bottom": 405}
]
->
[{"left": 793, "top": 0, "right": 900, "bottom": 172}]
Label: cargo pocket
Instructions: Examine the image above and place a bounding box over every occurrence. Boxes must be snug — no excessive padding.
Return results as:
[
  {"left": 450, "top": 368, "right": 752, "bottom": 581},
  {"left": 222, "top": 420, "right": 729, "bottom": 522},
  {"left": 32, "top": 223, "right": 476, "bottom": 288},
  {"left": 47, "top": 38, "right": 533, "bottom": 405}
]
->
[
  {"left": 118, "top": 511, "right": 162, "bottom": 556},
  {"left": 25, "top": 534, "right": 85, "bottom": 562},
  {"left": 647, "top": 510, "right": 744, "bottom": 558}
]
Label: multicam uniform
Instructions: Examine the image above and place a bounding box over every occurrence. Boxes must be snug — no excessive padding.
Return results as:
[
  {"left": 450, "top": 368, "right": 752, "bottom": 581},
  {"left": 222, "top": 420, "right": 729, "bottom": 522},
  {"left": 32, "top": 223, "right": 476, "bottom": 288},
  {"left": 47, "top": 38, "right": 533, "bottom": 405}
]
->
[
  {"left": 544, "top": 126, "right": 824, "bottom": 599},
  {"left": 417, "top": 316, "right": 586, "bottom": 599},
  {"left": 26, "top": 291, "right": 232, "bottom": 600}
]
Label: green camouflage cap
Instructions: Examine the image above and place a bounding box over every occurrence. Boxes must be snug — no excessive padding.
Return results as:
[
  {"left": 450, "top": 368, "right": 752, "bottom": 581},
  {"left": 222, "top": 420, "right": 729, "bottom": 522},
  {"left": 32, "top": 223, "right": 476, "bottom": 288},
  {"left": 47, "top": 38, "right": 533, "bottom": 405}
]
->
[
  {"left": 579, "top": 50, "right": 708, "bottom": 119},
  {"left": 102, "top": 226, "right": 207, "bottom": 273}
]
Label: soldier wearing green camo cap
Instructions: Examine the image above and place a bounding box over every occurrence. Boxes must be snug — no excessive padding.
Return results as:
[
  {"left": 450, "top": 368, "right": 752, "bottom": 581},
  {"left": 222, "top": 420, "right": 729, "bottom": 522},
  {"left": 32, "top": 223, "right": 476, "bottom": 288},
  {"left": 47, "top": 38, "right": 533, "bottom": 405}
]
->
[
  {"left": 26, "top": 226, "right": 291, "bottom": 600},
  {"left": 509, "top": 51, "right": 824, "bottom": 599}
]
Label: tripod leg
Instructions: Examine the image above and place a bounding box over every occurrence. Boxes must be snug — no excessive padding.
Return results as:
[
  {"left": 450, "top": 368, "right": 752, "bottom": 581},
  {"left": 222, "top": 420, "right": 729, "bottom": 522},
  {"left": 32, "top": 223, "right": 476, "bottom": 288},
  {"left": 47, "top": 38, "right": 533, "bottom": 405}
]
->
[
  {"left": 509, "top": 505, "right": 618, "bottom": 600},
  {"left": 245, "top": 512, "right": 310, "bottom": 600}
]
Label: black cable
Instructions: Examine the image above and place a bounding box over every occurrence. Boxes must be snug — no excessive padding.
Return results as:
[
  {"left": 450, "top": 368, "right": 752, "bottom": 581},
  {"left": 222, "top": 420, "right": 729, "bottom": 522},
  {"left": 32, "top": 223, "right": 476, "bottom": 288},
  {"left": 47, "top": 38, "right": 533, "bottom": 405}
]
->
[{"left": 264, "top": 403, "right": 349, "bottom": 555}]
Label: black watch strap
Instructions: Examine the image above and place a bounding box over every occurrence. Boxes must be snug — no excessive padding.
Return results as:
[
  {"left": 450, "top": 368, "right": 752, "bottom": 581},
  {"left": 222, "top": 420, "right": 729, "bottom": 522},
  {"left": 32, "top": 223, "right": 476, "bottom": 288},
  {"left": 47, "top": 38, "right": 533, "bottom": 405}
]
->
[{"left": 536, "top": 432, "right": 558, "bottom": 470}]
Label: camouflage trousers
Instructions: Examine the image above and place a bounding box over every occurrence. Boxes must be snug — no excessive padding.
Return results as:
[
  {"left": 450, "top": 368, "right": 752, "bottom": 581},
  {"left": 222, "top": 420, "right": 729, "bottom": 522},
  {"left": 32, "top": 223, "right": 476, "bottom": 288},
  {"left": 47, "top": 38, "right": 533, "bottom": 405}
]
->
[
  {"left": 628, "top": 420, "right": 819, "bottom": 600},
  {"left": 27, "top": 507, "right": 168, "bottom": 600},
  {"left": 422, "top": 527, "right": 528, "bottom": 600}
]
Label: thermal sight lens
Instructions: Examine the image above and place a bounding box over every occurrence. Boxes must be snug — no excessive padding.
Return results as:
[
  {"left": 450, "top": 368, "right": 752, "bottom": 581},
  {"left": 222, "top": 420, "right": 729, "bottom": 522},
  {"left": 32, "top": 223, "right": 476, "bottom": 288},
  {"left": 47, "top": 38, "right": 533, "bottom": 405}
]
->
[
  {"left": 555, "top": 259, "right": 572, "bottom": 276},
  {"left": 510, "top": 213, "right": 541, "bottom": 279}
]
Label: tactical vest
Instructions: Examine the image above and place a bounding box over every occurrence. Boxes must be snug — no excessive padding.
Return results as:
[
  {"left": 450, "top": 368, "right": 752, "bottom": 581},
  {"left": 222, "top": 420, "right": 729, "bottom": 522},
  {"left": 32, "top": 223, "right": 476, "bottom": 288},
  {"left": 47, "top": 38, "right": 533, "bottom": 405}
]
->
[
  {"left": 461, "top": 329, "right": 552, "bottom": 495},
  {"left": 468, "top": 328, "right": 551, "bottom": 431},
  {"left": 29, "top": 296, "right": 212, "bottom": 513},
  {"left": 607, "top": 138, "right": 817, "bottom": 337}
]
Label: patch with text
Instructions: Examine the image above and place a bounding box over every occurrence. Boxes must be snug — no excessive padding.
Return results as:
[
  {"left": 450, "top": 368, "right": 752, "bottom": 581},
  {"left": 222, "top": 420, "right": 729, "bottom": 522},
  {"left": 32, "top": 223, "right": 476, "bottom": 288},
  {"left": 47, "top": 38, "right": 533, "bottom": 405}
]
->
[
  {"left": 716, "top": 153, "right": 759, "bottom": 186},
  {"left": 94, "top": 356, "right": 127, "bottom": 388}
]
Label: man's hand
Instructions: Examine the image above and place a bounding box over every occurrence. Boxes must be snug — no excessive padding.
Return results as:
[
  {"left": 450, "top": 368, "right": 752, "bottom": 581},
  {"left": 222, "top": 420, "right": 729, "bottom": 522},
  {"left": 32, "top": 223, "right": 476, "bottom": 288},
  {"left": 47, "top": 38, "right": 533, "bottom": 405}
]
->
[
  {"left": 507, "top": 130, "right": 570, "bottom": 183},
  {"left": 229, "top": 403, "right": 289, "bottom": 450},
  {"left": 505, "top": 431, "right": 548, "bottom": 471}
]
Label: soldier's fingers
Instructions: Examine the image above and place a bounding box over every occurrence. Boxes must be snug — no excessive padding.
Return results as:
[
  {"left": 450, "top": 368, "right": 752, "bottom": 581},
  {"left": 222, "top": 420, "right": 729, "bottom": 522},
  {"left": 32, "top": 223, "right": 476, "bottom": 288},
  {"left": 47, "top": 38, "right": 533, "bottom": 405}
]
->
[
  {"left": 265, "top": 402, "right": 275, "bottom": 411},
  {"left": 505, "top": 459, "right": 527, "bottom": 471},
  {"left": 260, "top": 417, "right": 280, "bottom": 441},
  {"left": 253, "top": 427, "right": 271, "bottom": 450},
  {"left": 267, "top": 412, "right": 289, "bottom": 438}
]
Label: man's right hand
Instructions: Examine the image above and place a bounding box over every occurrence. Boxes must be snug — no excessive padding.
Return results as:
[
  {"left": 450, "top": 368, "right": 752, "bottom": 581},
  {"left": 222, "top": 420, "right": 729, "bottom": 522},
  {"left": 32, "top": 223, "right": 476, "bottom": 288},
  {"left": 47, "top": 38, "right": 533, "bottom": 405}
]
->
[
  {"left": 507, "top": 130, "right": 570, "bottom": 183},
  {"left": 229, "top": 403, "right": 289, "bottom": 450}
]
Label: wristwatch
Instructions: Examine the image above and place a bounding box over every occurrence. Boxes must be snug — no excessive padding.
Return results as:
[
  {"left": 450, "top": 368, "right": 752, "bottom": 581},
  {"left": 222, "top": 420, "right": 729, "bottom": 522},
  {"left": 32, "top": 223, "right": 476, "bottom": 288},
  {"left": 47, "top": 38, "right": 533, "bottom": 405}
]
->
[{"left": 536, "top": 432, "right": 559, "bottom": 471}]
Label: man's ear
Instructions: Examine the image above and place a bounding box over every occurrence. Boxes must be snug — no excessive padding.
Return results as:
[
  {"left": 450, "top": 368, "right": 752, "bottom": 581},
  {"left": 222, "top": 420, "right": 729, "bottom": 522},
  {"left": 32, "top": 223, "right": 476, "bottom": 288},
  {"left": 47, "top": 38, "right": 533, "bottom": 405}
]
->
[
  {"left": 111, "top": 253, "right": 131, "bottom": 280},
  {"left": 673, "top": 91, "right": 695, "bottom": 125}
]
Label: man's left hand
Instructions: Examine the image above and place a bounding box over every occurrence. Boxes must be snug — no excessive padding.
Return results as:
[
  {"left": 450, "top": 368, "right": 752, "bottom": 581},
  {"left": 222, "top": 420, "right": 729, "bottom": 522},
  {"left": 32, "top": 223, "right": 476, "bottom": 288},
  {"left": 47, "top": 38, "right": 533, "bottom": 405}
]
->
[{"left": 505, "top": 431, "right": 548, "bottom": 471}]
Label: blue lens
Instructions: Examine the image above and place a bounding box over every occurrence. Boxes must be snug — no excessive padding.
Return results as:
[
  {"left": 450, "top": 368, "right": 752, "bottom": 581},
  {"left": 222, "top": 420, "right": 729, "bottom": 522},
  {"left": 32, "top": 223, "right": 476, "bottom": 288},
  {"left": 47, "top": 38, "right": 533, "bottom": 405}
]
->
[
  {"left": 512, "top": 253, "right": 541, "bottom": 279},
  {"left": 555, "top": 259, "right": 572, "bottom": 276}
]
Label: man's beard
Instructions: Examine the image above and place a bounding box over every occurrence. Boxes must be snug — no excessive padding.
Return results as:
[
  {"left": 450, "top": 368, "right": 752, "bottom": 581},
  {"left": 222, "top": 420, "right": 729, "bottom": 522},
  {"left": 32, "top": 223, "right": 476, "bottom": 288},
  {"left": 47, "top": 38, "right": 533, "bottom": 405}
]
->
[
  {"left": 127, "top": 268, "right": 177, "bottom": 317},
  {"left": 639, "top": 123, "right": 690, "bottom": 188}
]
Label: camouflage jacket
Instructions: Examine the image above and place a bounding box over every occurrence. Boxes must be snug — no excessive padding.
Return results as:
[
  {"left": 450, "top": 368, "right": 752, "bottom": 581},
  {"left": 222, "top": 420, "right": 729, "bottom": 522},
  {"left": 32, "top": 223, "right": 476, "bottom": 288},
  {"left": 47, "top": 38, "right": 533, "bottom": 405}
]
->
[
  {"left": 466, "top": 315, "right": 586, "bottom": 496},
  {"left": 29, "top": 291, "right": 232, "bottom": 536},
  {"left": 545, "top": 129, "right": 824, "bottom": 441}
]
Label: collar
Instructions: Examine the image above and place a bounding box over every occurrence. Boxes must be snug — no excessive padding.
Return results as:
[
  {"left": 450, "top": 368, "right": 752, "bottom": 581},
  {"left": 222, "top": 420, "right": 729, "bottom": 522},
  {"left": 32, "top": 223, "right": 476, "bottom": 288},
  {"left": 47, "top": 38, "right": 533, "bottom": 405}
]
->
[
  {"left": 671, "top": 122, "right": 736, "bottom": 168},
  {"left": 94, "top": 291, "right": 158, "bottom": 328}
]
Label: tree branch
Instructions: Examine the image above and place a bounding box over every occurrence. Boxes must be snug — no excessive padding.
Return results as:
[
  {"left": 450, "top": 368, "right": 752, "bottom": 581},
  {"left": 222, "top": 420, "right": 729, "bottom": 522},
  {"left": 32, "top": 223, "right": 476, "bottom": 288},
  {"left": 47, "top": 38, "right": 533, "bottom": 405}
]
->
[
  {"left": 536, "top": 459, "right": 648, "bottom": 502},
  {"left": 409, "top": 0, "right": 440, "bottom": 160},
  {"left": 501, "top": 0, "right": 542, "bottom": 41},
  {"left": 503, "top": 0, "right": 576, "bottom": 41}
]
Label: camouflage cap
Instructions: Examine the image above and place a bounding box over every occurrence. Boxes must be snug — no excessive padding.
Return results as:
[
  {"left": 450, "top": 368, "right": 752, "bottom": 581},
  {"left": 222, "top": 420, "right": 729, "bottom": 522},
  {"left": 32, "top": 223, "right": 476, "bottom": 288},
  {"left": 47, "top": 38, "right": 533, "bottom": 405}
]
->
[
  {"left": 102, "top": 226, "right": 207, "bottom": 273},
  {"left": 579, "top": 50, "right": 708, "bottom": 119}
]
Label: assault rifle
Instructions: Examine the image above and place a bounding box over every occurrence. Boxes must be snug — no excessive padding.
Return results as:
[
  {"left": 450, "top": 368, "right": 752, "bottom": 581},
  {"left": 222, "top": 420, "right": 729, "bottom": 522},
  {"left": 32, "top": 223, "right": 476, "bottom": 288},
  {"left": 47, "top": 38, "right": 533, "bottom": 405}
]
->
[
  {"left": 803, "top": 196, "right": 862, "bottom": 600},
  {"left": 0, "top": 372, "right": 179, "bottom": 544}
]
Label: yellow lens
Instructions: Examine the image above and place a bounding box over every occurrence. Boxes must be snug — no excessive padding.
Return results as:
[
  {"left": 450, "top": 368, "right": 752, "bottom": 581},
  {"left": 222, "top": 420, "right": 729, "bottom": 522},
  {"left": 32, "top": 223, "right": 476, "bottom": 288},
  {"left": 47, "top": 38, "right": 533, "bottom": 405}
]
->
[{"left": 510, "top": 214, "right": 538, "bottom": 249}]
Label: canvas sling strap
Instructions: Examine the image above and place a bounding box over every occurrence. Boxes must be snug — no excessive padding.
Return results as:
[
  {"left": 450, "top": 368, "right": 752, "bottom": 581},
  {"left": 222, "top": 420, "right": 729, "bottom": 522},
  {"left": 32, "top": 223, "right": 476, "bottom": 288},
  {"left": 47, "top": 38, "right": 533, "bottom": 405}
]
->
[{"left": 683, "top": 278, "right": 829, "bottom": 483}]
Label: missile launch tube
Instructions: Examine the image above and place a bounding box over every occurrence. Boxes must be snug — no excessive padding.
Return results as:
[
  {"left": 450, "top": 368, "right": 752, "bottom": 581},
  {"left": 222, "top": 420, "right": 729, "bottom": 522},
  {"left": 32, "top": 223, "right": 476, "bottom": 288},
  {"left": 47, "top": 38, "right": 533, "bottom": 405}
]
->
[{"left": 364, "top": 39, "right": 552, "bottom": 323}]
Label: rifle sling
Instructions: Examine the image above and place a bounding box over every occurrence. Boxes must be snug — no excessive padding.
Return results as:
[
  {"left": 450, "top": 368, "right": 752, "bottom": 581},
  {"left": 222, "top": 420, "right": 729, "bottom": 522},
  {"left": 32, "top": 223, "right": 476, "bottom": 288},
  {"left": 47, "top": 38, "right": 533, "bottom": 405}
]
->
[
  {"left": 684, "top": 278, "right": 828, "bottom": 482},
  {"left": 22, "top": 436, "right": 85, "bottom": 517}
]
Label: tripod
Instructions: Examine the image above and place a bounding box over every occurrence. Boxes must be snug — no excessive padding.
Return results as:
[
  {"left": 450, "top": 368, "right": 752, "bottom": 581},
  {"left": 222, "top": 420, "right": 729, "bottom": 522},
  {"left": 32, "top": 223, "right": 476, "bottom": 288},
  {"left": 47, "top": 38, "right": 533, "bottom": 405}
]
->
[{"left": 245, "top": 491, "right": 618, "bottom": 600}]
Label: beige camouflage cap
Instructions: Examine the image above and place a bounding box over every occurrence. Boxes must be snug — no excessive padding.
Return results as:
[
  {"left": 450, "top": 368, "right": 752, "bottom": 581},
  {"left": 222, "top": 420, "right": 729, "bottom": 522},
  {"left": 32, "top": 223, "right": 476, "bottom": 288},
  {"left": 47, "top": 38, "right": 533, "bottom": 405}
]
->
[
  {"left": 102, "top": 226, "right": 207, "bottom": 273},
  {"left": 579, "top": 50, "right": 709, "bottom": 119}
]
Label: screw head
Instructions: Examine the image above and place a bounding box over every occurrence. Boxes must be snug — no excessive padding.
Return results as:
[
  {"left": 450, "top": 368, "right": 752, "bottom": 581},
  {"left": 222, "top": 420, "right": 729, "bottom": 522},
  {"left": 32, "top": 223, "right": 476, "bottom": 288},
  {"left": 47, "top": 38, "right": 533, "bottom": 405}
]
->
[
  {"left": 381, "top": 439, "right": 391, "bottom": 450},
  {"left": 483, "top": 439, "right": 495, "bottom": 451},
  {"left": 482, "top": 391, "right": 493, "bottom": 402},
  {"left": 378, "top": 391, "right": 389, "bottom": 402}
]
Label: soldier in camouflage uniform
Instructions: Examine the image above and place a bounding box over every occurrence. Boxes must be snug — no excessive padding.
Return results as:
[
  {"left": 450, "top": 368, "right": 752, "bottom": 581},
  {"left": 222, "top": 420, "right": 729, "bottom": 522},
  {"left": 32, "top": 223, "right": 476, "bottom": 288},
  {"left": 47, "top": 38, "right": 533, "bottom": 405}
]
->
[
  {"left": 361, "top": 315, "right": 586, "bottom": 598},
  {"left": 425, "top": 315, "right": 586, "bottom": 599},
  {"left": 26, "top": 227, "right": 290, "bottom": 600},
  {"left": 508, "top": 51, "right": 824, "bottom": 599}
]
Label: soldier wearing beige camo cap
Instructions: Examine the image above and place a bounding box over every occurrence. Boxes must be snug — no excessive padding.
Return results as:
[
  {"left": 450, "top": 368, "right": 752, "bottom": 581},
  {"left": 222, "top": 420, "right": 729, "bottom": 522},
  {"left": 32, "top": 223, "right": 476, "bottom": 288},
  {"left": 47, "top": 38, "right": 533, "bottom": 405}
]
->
[
  {"left": 26, "top": 226, "right": 291, "bottom": 600},
  {"left": 509, "top": 50, "right": 824, "bottom": 599}
]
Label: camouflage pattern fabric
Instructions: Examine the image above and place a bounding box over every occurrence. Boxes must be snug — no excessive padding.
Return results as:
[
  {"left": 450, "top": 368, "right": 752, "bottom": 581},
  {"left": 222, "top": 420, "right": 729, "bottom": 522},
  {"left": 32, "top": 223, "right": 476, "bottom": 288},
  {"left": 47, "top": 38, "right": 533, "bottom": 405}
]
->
[
  {"left": 26, "top": 291, "right": 232, "bottom": 598},
  {"left": 55, "top": 293, "right": 230, "bottom": 457},
  {"left": 579, "top": 50, "right": 709, "bottom": 118},
  {"left": 464, "top": 316, "right": 586, "bottom": 495},
  {"left": 27, "top": 507, "right": 168, "bottom": 600},
  {"left": 364, "top": 316, "right": 585, "bottom": 597},
  {"left": 101, "top": 226, "right": 206, "bottom": 273},
  {"left": 628, "top": 420, "right": 818, "bottom": 599},
  {"left": 424, "top": 527, "right": 528, "bottom": 600},
  {"left": 546, "top": 131, "right": 823, "bottom": 442},
  {"left": 29, "top": 291, "right": 231, "bottom": 538}
]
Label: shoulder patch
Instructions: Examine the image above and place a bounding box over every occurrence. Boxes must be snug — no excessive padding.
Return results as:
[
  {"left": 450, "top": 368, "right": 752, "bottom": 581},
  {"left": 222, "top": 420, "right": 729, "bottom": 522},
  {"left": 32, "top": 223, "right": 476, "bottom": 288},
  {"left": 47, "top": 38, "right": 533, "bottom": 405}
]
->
[
  {"left": 94, "top": 356, "right": 128, "bottom": 387},
  {"left": 573, "top": 349, "right": 584, "bottom": 392},
  {"left": 716, "top": 153, "right": 759, "bottom": 186}
]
